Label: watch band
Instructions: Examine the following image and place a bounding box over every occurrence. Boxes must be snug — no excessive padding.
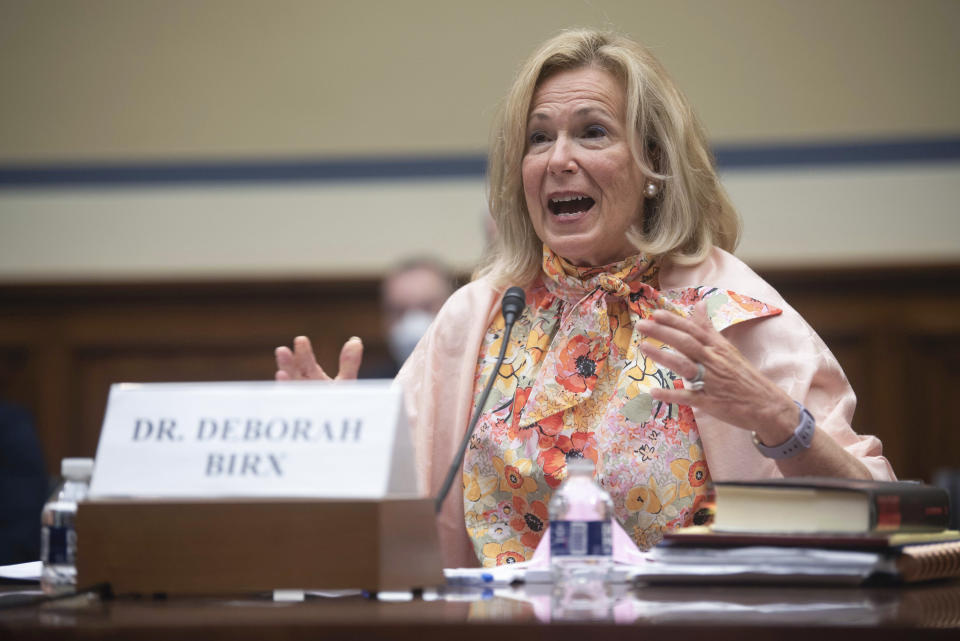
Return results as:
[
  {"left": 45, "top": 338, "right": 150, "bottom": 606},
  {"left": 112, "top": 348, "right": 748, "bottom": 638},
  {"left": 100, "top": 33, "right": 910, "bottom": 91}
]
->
[{"left": 752, "top": 401, "right": 816, "bottom": 459}]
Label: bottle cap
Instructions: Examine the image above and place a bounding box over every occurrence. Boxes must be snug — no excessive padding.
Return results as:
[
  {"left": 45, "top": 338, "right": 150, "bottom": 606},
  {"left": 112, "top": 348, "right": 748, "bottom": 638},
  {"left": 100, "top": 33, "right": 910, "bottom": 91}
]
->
[{"left": 61, "top": 457, "right": 95, "bottom": 481}]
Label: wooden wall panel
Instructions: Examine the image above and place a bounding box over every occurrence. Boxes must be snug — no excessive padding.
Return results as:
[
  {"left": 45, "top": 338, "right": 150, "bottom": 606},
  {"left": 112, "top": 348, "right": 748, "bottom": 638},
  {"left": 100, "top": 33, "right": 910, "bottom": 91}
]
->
[
  {"left": 1, "top": 266, "right": 958, "bottom": 485},
  {"left": 0, "top": 347, "right": 33, "bottom": 411},
  {"left": 768, "top": 265, "right": 960, "bottom": 481},
  {"left": 902, "top": 334, "right": 960, "bottom": 481}
]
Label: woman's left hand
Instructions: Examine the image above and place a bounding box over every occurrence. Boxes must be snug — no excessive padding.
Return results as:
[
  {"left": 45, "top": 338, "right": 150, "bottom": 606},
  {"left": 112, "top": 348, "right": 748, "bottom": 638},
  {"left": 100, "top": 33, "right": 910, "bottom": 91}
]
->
[{"left": 636, "top": 302, "right": 797, "bottom": 442}]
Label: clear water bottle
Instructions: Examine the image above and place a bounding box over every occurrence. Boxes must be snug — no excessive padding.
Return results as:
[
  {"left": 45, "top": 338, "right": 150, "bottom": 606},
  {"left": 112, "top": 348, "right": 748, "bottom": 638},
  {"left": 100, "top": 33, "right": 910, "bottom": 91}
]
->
[
  {"left": 40, "top": 458, "right": 94, "bottom": 595},
  {"left": 549, "top": 458, "right": 614, "bottom": 620}
]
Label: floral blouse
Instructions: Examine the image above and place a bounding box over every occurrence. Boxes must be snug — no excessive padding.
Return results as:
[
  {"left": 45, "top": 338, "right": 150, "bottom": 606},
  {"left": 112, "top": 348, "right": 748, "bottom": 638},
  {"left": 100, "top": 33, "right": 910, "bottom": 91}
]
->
[{"left": 463, "top": 246, "right": 781, "bottom": 567}]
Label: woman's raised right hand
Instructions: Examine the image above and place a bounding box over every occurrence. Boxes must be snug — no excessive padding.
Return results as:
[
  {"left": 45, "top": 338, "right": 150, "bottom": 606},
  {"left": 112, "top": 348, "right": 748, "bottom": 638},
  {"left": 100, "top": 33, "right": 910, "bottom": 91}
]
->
[{"left": 274, "top": 335, "right": 363, "bottom": 381}]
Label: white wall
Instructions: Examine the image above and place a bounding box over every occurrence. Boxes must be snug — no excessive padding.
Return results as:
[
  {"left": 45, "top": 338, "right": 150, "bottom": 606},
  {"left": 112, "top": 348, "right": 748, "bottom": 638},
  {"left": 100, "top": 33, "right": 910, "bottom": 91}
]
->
[
  {"left": 1, "top": 0, "right": 958, "bottom": 281},
  {"left": 3, "top": 161, "right": 957, "bottom": 281}
]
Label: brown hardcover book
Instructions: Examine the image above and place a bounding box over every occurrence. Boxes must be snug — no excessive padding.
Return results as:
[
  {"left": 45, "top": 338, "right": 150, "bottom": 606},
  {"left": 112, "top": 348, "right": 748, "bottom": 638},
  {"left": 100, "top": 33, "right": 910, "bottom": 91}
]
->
[{"left": 712, "top": 477, "right": 950, "bottom": 534}]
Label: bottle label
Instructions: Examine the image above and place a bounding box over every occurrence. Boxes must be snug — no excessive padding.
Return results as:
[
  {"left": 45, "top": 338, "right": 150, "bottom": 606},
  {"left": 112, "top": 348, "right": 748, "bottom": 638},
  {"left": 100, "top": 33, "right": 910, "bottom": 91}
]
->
[
  {"left": 42, "top": 526, "right": 76, "bottom": 565},
  {"left": 550, "top": 520, "right": 612, "bottom": 557}
]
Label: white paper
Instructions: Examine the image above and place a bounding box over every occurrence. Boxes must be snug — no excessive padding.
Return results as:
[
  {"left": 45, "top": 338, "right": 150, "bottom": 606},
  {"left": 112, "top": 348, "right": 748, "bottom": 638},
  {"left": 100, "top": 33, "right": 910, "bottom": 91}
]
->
[{"left": 0, "top": 561, "right": 41, "bottom": 581}]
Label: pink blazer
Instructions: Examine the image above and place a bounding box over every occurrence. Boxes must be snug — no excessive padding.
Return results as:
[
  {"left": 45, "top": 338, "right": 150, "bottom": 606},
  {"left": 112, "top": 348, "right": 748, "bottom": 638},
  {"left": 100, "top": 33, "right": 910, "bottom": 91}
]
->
[{"left": 396, "top": 247, "right": 895, "bottom": 568}]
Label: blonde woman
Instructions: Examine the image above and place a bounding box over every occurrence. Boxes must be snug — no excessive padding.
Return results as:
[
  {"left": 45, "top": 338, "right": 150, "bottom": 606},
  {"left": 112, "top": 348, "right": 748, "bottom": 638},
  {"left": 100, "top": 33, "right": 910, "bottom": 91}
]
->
[{"left": 276, "top": 29, "right": 894, "bottom": 568}]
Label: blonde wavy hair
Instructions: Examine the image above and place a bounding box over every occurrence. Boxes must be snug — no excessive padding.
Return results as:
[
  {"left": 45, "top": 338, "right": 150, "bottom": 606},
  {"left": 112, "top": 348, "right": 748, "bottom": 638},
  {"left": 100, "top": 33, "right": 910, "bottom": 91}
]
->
[{"left": 476, "top": 29, "right": 740, "bottom": 288}]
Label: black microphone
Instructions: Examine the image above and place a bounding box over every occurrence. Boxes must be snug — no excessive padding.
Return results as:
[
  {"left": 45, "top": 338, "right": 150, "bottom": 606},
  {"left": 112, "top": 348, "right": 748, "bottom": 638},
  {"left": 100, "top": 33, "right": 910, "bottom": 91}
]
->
[
  {"left": 435, "top": 286, "right": 526, "bottom": 514},
  {"left": 501, "top": 286, "right": 525, "bottom": 325}
]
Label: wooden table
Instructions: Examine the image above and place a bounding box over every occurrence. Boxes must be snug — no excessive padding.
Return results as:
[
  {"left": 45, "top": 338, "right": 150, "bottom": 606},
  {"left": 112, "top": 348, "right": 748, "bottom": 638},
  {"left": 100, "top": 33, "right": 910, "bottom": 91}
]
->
[{"left": 3, "top": 580, "right": 960, "bottom": 640}]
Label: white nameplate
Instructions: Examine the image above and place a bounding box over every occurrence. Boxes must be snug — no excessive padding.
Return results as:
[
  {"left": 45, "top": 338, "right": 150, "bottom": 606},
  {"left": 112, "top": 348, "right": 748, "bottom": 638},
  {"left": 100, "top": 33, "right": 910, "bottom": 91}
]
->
[{"left": 89, "top": 380, "right": 420, "bottom": 499}]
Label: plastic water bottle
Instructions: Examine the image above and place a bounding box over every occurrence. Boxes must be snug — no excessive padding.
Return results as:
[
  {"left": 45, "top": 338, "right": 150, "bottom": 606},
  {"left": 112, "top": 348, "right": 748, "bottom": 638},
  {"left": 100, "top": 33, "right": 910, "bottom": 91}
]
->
[
  {"left": 40, "top": 458, "right": 94, "bottom": 595},
  {"left": 549, "top": 458, "right": 614, "bottom": 619}
]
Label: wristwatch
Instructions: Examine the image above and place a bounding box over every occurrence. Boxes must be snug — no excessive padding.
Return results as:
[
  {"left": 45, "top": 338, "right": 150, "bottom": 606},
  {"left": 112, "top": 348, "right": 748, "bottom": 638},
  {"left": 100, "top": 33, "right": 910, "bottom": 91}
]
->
[{"left": 752, "top": 401, "right": 816, "bottom": 459}]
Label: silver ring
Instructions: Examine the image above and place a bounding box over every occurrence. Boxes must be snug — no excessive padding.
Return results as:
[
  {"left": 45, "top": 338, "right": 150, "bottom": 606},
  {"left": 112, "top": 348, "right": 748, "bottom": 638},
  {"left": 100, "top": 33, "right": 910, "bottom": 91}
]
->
[{"left": 686, "top": 363, "right": 705, "bottom": 392}]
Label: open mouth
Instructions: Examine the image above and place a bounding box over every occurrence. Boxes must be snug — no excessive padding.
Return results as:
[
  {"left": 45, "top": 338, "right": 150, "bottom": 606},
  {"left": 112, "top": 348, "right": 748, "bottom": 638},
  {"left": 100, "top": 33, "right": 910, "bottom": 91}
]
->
[{"left": 548, "top": 195, "right": 595, "bottom": 216}]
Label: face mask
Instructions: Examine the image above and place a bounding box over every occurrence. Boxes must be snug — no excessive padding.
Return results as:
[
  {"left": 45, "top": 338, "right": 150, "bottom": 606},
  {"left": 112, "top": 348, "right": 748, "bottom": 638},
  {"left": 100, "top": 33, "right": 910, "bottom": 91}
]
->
[{"left": 388, "top": 310, "right": 436, "bottom": 364}]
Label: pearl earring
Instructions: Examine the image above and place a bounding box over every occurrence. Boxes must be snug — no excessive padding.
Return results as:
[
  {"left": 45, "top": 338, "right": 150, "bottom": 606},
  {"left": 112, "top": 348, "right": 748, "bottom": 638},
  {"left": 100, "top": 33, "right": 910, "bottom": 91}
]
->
[{"left": 644, "top": 181, "right": 660, "bottom": 198}]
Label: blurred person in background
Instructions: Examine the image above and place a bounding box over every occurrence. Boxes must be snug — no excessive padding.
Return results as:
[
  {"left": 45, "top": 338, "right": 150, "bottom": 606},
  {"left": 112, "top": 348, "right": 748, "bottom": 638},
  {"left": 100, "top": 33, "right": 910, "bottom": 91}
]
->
[
  {"left": 276, "top": 29, "right": 894, "bottom": 568},
  {"left": 360, "top": 258, "right": 456, "bottom": 378}
]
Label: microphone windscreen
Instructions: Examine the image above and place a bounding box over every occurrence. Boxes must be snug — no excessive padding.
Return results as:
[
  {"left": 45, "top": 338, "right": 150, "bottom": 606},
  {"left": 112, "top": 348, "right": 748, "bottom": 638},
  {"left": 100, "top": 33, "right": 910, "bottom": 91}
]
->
[{"left": 502, "top": 286, "right": 526, "bottom": 324}]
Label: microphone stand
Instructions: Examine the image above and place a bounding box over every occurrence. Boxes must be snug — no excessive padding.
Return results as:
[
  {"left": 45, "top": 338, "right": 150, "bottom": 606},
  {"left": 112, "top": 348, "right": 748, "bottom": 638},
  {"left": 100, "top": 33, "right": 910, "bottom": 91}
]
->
[{"left": 434, "top": 287, "right": 525, "bottom": 514}]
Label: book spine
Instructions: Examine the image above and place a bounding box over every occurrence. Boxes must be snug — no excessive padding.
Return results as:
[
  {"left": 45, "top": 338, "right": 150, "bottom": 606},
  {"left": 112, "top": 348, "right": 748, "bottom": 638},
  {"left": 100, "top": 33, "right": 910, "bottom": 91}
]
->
[{"left": 871, "top": 486, "right": 950, "bottom": 532}]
